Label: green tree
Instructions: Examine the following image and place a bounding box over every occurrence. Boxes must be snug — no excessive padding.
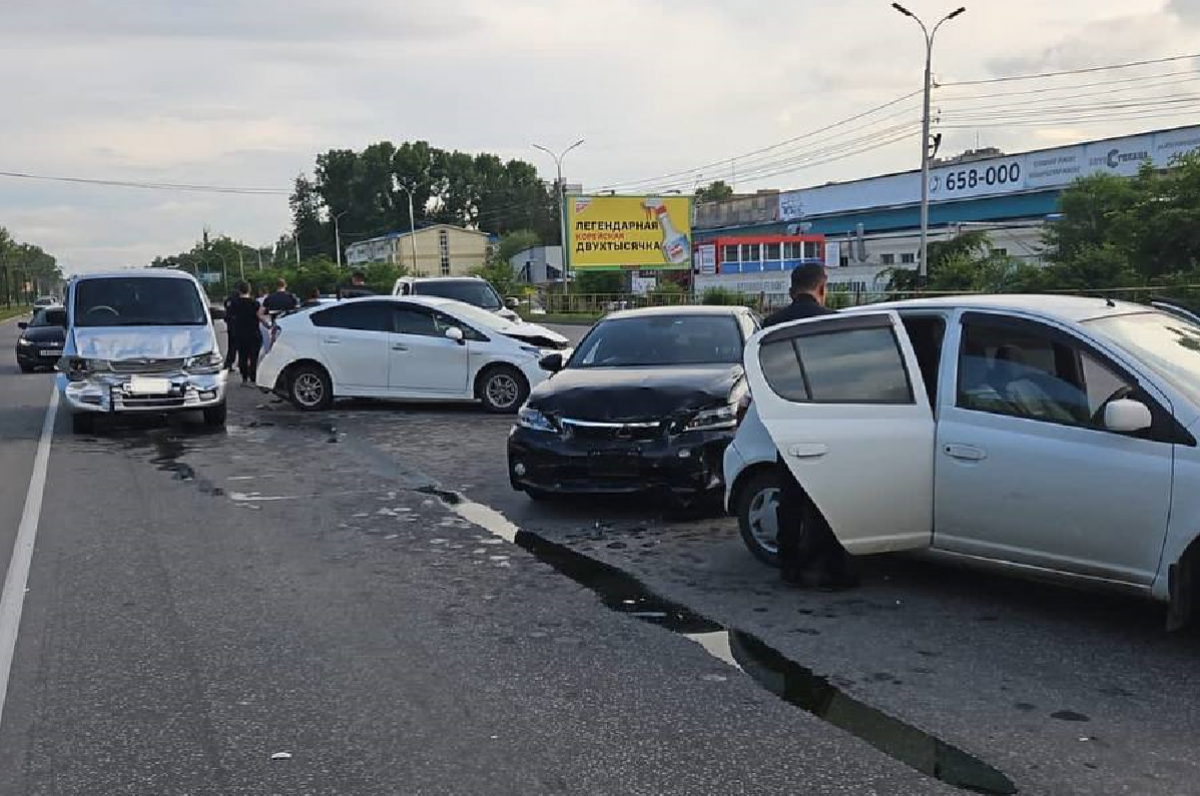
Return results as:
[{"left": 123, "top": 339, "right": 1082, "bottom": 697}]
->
[
  {"left": 473, "top": 230, "right": 541, "bottom": 299},
  {"left": 573, "top": 271, "right": 625, "bottom": 294},
  {"left": 695, "top": 180, "right": 735, "bottom": 204}
]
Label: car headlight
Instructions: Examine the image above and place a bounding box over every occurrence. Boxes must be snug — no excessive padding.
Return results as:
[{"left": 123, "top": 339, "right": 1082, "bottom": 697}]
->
[
  {"left": 17, "top": 338, "right": 33, "bottom": 347},
  {"left": 684, "top": 404, "right": 739, "bottom": 432},
  {"left": 58, "top": 357, "right": 93, "bottom": 381},
  {"left": 185, "top": 352, "right": 223, "bottom": 374},
  {"left": 682, "top": 381, "right": 749, "bottom": 432},
  {"left": 517, "top": 405, "right": 556, "bottom": 433}
]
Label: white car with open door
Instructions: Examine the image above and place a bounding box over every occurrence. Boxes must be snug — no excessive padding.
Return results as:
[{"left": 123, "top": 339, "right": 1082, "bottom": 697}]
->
[
  {"left": 732, "top": 295, "right": 1200, "bottom": 628},
  {"left": 256, "top": 296, "right": 569, "bottom": 413}
]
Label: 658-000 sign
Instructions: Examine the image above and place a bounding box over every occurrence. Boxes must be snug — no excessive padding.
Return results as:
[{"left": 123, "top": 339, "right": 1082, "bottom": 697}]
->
[{"left": 938, "top": 162, "right": 1022, "bottom": 193}]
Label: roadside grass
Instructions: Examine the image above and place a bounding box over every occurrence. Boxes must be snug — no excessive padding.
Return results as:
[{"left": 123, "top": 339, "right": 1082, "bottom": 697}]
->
[{"left": 0, "top": 305, "right": 32, "bottom": 323}]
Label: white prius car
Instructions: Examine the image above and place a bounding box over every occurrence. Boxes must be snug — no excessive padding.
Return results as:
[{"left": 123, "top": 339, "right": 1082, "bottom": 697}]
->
[
  {"left": 257, "top": 296, "right": 569, "bottom": 413},
  {"left": 726, "top": 295, "right": 1200, "bottom": 628}
]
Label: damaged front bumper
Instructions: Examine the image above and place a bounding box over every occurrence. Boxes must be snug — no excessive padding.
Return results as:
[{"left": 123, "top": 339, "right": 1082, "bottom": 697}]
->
[
  {"left": 507, "top": 425, "right": 734, "bottom": 500},
  {"left": 63, "top": 370, "right": 228, "bottom": 414}
]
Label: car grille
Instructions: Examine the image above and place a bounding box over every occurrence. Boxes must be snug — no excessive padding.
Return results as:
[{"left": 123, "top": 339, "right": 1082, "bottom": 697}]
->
[
  {"left": 110, "top": 358, "right": 185, "bottom": 375},
  {"left": 560, "top": 418, "right": 664, "bottom": 443}
]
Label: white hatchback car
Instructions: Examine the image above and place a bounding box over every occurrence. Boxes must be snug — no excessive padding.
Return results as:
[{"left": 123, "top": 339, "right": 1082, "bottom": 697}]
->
[
  {"left": 257, "top": 296, "right": 569, "bottom": 413},
  {"left": 726, "top": 295, "right": 1200, "bottom": 627}
]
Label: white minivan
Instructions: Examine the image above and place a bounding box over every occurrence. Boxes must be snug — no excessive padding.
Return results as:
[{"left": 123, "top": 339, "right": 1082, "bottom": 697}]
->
[{"left": 726, "top": 295, "right": 1200, "bottom": 628}]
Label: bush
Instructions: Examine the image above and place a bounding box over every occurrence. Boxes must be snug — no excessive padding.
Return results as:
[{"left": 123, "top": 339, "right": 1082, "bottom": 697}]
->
[{"left": 701, "top": 287, "right": 751, "bottom": 306}]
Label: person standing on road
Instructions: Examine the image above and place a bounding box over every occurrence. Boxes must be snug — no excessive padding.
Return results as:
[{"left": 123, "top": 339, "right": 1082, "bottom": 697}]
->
[
  {"left": 221, "top": 288, "right": 240, "bottom": 371},
  {"left": 262, "top": 278, "right": 299, "bottom": 314},
  {"left": 302, "top": 287, "right": 323, "bottom": 308},
  {"left": 228, "top": 281, "right": 266, "bottom": 385},
  {"left": 338, "top": 271, "right": 374, "bottom": 300},
  {"left": 762, "top": 264, "right": 858, "bottom": 590}
]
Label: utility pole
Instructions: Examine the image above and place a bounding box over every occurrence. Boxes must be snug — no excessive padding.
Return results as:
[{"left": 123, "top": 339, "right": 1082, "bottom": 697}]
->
[
  {"left": 533, "top": 140, "right": 585, "bottom": 290},
  {"left": 257, "top": 248, "right": 264, "bottom": 271},
  {"left": 396, "top": 184, "right": 421, "bottom": 276},
  {"left": 892, "top": 3, "right": 966, "bottom": 284},
  {"left": 295, "top": 236, "right": 301, "bottom": 265},
  {"left": 333, "top": 210, "right": 349, "bottom": 269},
  {"left": 238, "top": 249, "right": 245, "bottom": 281}
]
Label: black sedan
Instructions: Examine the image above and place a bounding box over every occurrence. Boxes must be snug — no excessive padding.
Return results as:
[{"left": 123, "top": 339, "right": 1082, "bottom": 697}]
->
[
  {"left": 15, "top": 306, "right": 66, "bottom": 373},
  {"left": 508, "top": 306, "right": 759, "bottom": 504}
]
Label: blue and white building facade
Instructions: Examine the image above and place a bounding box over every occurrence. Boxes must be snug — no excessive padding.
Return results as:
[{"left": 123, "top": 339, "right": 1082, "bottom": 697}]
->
[{"left": 693, "top": 124, "right": 1200, "bottom": 302}]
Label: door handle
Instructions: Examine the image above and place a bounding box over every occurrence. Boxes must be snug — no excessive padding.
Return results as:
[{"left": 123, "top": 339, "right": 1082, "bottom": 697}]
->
[
  {"left": 392, "top": 344, "right": 409, "bottom": 352},
  {"left": 944, "top": 444, "right": 986, "bottom": 462},
  {"left": 321, "top": 337, "right": 341, "bottom": 345},
  {"left": 788, "top": 443, "right": 828, "bottom": 459}
]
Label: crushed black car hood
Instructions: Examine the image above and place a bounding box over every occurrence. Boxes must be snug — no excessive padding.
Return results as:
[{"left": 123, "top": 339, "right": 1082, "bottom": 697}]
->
[
  {"left": 528, "top": 364, "right": 743, "bottom": 422},
  {"left": 19, "top": 326, "right": 66, "bottom": 344}
]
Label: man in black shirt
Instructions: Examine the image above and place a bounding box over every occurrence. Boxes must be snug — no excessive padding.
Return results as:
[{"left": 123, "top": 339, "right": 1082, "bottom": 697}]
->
[
  {"left": 262, "top": 278, "right": 299, "bottom": 314},
  {"left": 221, "top": 289, "right": 240, "bottom": 370},
  {"left": 762, "top": 264, "right": 857, "bottom": 590},
  {"left": 338, "top": 271, "right": 374, "bottom": 300},
  {"left": 228, "top": 282, "right": 266, "bottom": 384}
]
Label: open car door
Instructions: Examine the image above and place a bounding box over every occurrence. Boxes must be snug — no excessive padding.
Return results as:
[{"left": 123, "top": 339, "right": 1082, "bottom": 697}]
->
[{"left": 743, "top": 311, "right": 935, "bottom": 555}]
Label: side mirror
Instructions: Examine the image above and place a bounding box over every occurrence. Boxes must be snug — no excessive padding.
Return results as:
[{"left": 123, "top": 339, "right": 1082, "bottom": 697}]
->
[
  {"left": 539, "top": 352, "right": 564, "bottom": 373},
  {"left": 1105, "top": 399, "right": 1153, "bottom": 434},
  {"left": 17, "top": 322, "right": 27, "bottom": 330},
  {"left": 505, "top": 297, "right": 521, "bottom": 310},
  {"left": 445, "top": 326, "right": 465, "bottom": 345}
]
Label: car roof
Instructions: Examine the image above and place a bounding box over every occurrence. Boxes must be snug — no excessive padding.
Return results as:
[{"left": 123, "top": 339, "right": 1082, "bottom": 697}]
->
[
  {"left": 605, "top": 305, "right": 751, "bottom": 321},
  {"left": 72, "top": 269, "right": 198, "bottom": 282},
  {"left": 855, "top": 294, "right": 1150, "bottom": 324},
  {"left": 400, "top": 276, "right": 484, "bottom": 283},
  {"left": 304, "top": 295, "right": 470, "bottom": 311}
]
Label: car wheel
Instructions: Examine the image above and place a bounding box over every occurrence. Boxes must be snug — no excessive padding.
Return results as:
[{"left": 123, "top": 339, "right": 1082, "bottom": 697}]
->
[
  {"left": 289, "top": 365, "right": 333, "bottom": 412},
  {"left": 71, "top": 413, "right": 96, "bottom": 436},
  {"left": 525, "top": 488, "right": 557, "bottom": 502},
  {"left": 202, "top": 402, "right": 227, "bottom": 428},
  {"left": 18, "top": 362, "right": 35, "bottom": 374},
  {"left": 736, "top": 468, "right": 783, "bottom": 568},
  {"left": 479, "top": 366, "right": 528, "bottom": 414}
]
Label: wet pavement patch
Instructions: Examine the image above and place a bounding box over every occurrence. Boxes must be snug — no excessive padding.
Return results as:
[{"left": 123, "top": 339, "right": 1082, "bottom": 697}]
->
[{"left": 432, "top": 490, "right": 1019, "bottom": 795}]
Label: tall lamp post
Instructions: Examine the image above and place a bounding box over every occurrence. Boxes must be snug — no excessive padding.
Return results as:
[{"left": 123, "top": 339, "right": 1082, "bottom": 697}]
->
[
  {"left": 533, "top": 140, "right": 585, "bottom": 289},
  {"left": 395, "top": 183, "right": 421, "bottom": 276},
  {"left": 332, "top": 210, "right": 349, "bottom": 269},
  {"left": 892, "top": 3, "right": 966, "bottom": 284}
]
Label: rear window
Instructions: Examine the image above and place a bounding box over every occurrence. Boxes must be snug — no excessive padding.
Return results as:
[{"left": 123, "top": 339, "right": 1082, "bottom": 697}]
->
[
  {"left": 759, "top": 326, "right": 913, "bottom": 404},
  {"left": 73, "top": 278, "right": 207, "bottom": 328}
]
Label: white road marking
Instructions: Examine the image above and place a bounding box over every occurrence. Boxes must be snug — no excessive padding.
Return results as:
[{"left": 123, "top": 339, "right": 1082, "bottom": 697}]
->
[{"left": 0, "top": 388, "right": 59, "bottom": 730}]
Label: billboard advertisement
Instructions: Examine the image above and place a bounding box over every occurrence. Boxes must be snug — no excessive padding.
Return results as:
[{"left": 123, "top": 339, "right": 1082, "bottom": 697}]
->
[
  {"left": 778, "top": 124, "right": 1200, "bottom": 222},
  {"left": 567, "top": 195, "right": 693, "bottom": 271}
]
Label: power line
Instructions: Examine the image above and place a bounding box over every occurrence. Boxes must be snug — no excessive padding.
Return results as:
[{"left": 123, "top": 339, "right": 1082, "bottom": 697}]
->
[
  {"left": 0, "top": 170, "right": 289, "bottom": 195},
  {"left": 941, "top": 51, "right": 1200, "bottom": 87}
]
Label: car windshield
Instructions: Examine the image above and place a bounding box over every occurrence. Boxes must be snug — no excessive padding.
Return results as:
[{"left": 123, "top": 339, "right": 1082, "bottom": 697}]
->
[
  {"left": 417, "top": 281, "right": 502, "bottom": 311},
  {"left": 570, "top": 314, "right": 743, "bottom": 368},
  {"left": 73, "top": 277, "right": 208, "bottom": 328},
  {"left": 1085, "top": 311, "right": 1200, "bottom": 406},
  {"left": 31, "top": 308, "right": 65, "bottom": 328}
]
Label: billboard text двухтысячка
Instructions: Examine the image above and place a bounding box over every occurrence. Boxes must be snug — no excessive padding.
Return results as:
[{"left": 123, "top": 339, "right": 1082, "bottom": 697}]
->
[{"left": 567, "top": 196, "right": 693, "bottom": 271}]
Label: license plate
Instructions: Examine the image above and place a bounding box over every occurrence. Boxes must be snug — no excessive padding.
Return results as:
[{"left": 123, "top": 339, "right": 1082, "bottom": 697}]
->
[
  {"left": 39, "top": 349, "right": 60, "bottom": 357},
  {"left": 588, "top": 450, "right": 640, "bottom": 476},
  {"left": 129, "top": 376, "right": 172, "bottom": 395}
]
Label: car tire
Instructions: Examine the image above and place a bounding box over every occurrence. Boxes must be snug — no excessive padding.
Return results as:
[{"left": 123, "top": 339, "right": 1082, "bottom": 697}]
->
[
  {"left": 202, "top": 402, "right": 227, "bottom": 428},
  {"left": 525, "top": 488, "right": 557, "bottom": 502},
  {"left": 18, "top": 362, "right": 35, "bottom": 374},
  {"left": 479, "top": 366, "right": 529, "bottom": 414},
  {"left": 289, "top": 364, "right": 334, "bottom": 412},
  {"left": 71, "top": 413, "right": 96, "bottom": 436},
  {"left": 736, "top": 468, "right": 784, "bottom": 568}
]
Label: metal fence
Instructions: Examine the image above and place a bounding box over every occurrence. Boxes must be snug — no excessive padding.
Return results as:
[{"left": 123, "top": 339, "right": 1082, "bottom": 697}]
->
[{"left": 536, "top": 285, "right": 1200, "bottom": 317}]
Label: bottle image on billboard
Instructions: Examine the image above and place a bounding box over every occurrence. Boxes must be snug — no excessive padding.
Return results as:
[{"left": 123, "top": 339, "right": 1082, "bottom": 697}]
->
[{"left": 644, "top": 198, "right": 689, "bottom": 264}]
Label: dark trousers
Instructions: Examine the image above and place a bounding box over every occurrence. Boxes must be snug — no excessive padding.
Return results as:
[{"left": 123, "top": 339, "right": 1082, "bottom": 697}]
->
[
  {"left": 777, "top": 457, "right": 854, "bottom": 584},
  {"left": 223, "top": 325, "right": 237, "bottom": 369},
  {"left": 235, "top": 336, "right": 260, "bottom": 382}
]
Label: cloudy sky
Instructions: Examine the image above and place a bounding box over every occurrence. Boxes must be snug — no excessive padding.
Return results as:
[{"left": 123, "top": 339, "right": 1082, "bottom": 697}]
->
[{"left": 2, "top": 0, "right": 1200, "bottom": 273}]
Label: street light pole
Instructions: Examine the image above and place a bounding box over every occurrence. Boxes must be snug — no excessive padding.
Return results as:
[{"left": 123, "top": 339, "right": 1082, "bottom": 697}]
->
[
  {"left": 332, "top": 210, "right": 349, "bottom": 269},
  {"left": 212, "top": 252, "right": 228, "bottom": 288},
  {"left": 533, "top": 140, "right": 585, "bottom": 289},
  {"left": 396, "top": 185, "right": 420, "bottom": 276},
  {"left": 892, "top": 3, "right": 965, "bottom": 284}
]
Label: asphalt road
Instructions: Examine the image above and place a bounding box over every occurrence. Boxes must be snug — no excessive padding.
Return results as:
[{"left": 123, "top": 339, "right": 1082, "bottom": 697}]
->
[
  {"left": 0, "top": 318, "right": 945, "bottom": 795},
  {"left": 1, "top": 316, "right": 1197, "bottom": 795}
]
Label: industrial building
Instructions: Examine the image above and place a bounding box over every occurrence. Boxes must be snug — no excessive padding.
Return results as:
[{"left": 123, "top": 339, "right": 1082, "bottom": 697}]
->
[
  {"left": 345, "top": 224, "right": 494, "bottom": 277},
  {"left": 692, "top": 124, "right": 1200, "bottom": 303}
]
